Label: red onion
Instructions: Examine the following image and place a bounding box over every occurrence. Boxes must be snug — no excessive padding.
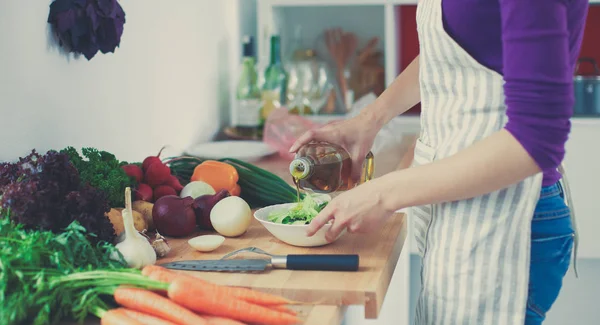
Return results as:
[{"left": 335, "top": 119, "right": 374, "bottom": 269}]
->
[{"left": 193, "top": 189, "right": 231, "bottom": 230}]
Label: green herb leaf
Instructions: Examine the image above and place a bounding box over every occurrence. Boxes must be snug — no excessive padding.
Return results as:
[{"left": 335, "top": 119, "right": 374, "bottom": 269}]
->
[{"left": 61, "top": 147, "right": 136, "bottom": 207}]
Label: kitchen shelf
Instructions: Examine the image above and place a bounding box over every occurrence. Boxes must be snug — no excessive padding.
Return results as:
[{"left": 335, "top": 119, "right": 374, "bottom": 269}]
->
[
  {"left": 269, "top": 5, "right": 386, "bottom": 59},
  {"left": 305, "top": 115, "right": 597, "bottom": 131},
  {"left": 265, "top": 0, "right": 599, "bottom": 6},
  {"left": 572, "top": 117, "right": 600, "bottom": 126},
  {"left": 257, "top": 0, "right": 402, "bottom": 116},
  {"left": 302, "top": 113, "right": 421, "bottom": 135},
  {"left": 263, "top": 0, "right": 417, "bottom": 6}
]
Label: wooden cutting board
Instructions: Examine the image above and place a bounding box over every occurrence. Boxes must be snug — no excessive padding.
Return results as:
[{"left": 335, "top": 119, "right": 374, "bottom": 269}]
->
[{"left": 157, "top": 211, "right": 406, "bottom": 319}]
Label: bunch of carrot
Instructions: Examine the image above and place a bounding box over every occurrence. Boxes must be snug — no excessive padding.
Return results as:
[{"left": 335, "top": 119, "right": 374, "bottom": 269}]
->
[{"left": 97, "top": 265, "right": 303, "bottom": 325}]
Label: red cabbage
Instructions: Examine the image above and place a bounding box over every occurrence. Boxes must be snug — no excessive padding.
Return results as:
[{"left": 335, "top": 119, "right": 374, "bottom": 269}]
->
[{"left": 47, "top": 0, "right": 126, "bottom": 60}]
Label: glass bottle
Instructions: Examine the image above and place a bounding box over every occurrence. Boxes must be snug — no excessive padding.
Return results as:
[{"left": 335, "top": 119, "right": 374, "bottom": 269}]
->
[
  {"left": 260, "top": 35, "right": 288, "bottom": 127},
  {"left": 287, "top": 49, "right": 315, "bottom": 116},
  {"left": 233, "top": 36, "right": 261, "bottom": 137},
  {"left": 289, "top": 141, "right": 374, "bottom": 193},
  {"left": 285, "top": 26, "right": 314, "bottom": 115}
]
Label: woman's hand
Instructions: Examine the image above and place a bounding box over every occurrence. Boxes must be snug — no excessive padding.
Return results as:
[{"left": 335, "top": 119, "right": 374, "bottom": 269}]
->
[
  {"left": 306, "top": 178, "right": 396, "bottom": 242},
  {"left": 289, "top": 111, "right": 379, "bottom": 181}
]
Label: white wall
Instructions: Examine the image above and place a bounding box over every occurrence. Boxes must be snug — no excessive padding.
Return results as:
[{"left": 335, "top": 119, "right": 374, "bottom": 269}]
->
[
  {"left": 0, "top": 0, "right": 239, "bottom": 163},
  {"left": 564, "top": 121, "right": 600, "bottom": 259}
]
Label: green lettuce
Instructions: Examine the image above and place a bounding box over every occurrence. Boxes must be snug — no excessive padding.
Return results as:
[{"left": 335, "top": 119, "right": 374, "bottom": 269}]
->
[{"left": 267, "top": 194, "right": 328, "bottom": 225}]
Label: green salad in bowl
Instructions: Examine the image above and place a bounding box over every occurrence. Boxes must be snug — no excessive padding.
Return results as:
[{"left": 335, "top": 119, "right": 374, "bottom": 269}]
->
[
  {"left": 254, "top": 193, "right": 341, "bottom": 247},
  {"left": 267, "top": 194, "right": 329, "bottom": 225}
]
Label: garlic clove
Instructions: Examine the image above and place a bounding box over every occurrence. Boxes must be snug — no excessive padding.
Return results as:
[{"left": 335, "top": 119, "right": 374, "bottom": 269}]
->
[
  {"left": 188, "top": 235, "right": 225, "bottom": 252},
  {"left": 152, "top": 239, "right": 171, "bottom": 257},
  {"left": 152, "top": 231, "right": 171, "bottom": 257}
]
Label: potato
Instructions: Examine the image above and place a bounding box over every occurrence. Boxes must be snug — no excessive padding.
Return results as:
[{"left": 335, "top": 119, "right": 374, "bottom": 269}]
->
[
  {"left": 130, "top": 210, "right": 147, "bottom": 232},
  {"left": 106, "top": 208, "right": 125, "bottom": 235},
  {"left": 132, "top": 200, "right": 155, "bottom": 230},
  {"left": 106, "top": 208, "right": 147, "bottom": 236}
]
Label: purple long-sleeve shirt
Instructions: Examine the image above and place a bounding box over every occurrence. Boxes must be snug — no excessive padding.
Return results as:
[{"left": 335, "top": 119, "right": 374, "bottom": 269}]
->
[{"left": 441, "top": 0, "right": 589, "bottom": 186}]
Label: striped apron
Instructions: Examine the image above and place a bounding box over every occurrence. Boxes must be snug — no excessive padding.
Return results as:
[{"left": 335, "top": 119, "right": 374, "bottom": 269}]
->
[{"left": 409, "top": 0, "right": 575, "bottom": 324}]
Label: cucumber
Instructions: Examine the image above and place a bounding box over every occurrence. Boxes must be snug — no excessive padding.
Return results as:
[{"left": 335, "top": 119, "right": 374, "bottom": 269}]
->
[{"left": 166, "top": 156, "right": 301, "bottom": 208}]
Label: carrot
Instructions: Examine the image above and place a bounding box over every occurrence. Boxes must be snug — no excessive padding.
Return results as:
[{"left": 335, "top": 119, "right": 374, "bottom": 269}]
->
[
  {"left": 100, "top": 309, "right": 143, "bottom": 325},
  {"left": 142, "top": 265, "right": 180, "bottom": 283},
  {"left": 143, "top": 265, "right": 294, "bottom": 306},
  {"left": 224, "top": 287, "right": 295, "bottom": 307},
  {"left": 114, "top": 287, "right": 209, "bottom": 325},
  {"left": 271, "top": 305, "right": 297, "bottom": 316},
  {"left": 168, "top": 278, "right": 302, "bottom": 325},
  {"left": 204, "top": 315, "right": 248, "bottom": 325},
  {"left": 119, "top": 308, "right": 179, "bottom": 325}
]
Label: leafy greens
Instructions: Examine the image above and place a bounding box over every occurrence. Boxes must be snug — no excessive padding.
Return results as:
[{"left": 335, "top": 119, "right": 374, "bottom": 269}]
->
[
  {"left": 0, "top": 149, "right": 116, "bottom": 244},
  {"left": 61, "top": 147, "right": 136, "bottom": 207},
  {"left": 267, "top": 194, "right": 328, "bottom": 225},
  {"left": 0, "top": 211, "right": 128, "bottom": 325}
]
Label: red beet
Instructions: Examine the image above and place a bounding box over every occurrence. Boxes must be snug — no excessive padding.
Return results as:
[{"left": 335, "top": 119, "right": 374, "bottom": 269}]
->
[
  {"left": 153, "top": 185, "right": 177, "bottom": 201},
  {"left": 121, "top": 164, "right": 143, "bottom": 183},
  {"left": 165, "top": 175, "right": 184, "bottom": 193},
  {"left": 142, "top": 146, "right": 166, "bottom": 172},
  {"left": 153, "top": 195, "right": 196, "bottom": 237},
  {"left": 134, "top": 183, "right": 153, "bottom": 201},
  {"left": 145, "top": 162, "right": 171, "bottom": 187}
]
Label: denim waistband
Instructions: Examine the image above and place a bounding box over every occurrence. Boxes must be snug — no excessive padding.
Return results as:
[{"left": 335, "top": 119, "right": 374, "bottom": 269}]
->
[
  {"left": 539, "top": 182, "right": 564, "bottom": 200},
  {"left": 533, "top": 181, "right": 570, "bottom": 222}
]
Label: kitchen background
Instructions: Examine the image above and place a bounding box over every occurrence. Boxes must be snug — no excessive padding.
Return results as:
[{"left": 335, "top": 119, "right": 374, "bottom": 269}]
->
[{"left": 0, "top": 1, "right": 598, "bottom": 324}]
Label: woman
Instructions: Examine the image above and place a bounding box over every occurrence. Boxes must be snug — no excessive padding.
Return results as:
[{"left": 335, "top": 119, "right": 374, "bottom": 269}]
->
[{"left": 289, "top": 0, "right": 588, "bottom": 324}]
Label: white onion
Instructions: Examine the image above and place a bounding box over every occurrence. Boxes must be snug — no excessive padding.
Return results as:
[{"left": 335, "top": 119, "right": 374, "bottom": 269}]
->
[
  {"left": 180, "top": 181, "right": 215, "bottom": 199},
  {"left": 210, "top": 196, "right": 252, "bottom": 237},
  {"left": 188, "top": 235, "right": 225, "bottom": 252}
]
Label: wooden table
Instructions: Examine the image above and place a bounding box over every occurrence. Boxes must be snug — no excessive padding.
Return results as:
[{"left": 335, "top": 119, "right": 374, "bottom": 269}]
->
[
  {"left": 157, "top": 142, "right": 410, "bottom": 324},
  {"left": 77, "top": 138, "right": 413, "bottom": 325},
  {"left": 160, "top": 211, "right": 406, "bottom": 321}
]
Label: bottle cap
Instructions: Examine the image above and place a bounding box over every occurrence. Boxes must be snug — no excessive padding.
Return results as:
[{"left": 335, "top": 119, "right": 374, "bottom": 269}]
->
[
  {"left": 242, "top": 35, "right": 254, "bottom": 57},
  {"left": 289, "top": 157, "right": 311, "bottom": 179}
]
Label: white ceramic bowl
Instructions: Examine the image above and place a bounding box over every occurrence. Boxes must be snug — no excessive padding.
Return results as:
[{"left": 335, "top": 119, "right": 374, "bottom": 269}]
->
[{"left": 253, "top": 195, "right": 346, "bottom": 247}]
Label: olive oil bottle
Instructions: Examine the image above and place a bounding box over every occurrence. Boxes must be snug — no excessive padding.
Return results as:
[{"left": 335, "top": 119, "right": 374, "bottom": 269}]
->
[{"left": 289, "top": 142, "right": 374, "bottom": 194}]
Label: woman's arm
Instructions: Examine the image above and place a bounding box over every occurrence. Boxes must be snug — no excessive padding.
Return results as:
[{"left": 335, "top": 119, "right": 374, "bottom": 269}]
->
[
  {"left": 377, "top": 130, "right": 539, "bottom": 210},
  {"left": 364, "top": 55, "right": 421, "bottom": 128},
  {"left": 376, "top": 0, "right": 578, "bottom": 211}
]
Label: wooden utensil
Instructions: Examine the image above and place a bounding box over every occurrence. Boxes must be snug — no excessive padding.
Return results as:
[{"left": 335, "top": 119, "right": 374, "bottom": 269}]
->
[{"left": 324, "top": 28, "right": 358, "bottom": 111}]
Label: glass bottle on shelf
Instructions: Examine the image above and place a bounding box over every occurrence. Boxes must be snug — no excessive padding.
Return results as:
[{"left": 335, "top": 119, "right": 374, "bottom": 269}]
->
[
  {"left": 286, "top": 25, "right": 313, "bottom": 115},
  {"left": 287, "top": 49, "right": 315, "bottom": 115},
  {"left": 233, "top": 36, "right": 261, "bottom": 138},
  {"left": 260, "top": 35, "right": 288, "bottom": 127}
]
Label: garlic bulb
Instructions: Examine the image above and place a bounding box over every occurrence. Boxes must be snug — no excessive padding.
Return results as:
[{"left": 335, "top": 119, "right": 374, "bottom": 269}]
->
[{"left": 115, "top": 187, "right": 157, "bottom": 269}]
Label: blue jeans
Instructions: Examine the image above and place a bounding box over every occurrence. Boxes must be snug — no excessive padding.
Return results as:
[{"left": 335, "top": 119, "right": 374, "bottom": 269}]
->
[{"left": 525, "top": 182, "right": 574, "bottom": 324}]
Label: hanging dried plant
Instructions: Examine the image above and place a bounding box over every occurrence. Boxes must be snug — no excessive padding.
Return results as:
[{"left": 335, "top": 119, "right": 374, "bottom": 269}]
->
[{"left": 47, "top": 0, "right": 126, "bottom": 60}]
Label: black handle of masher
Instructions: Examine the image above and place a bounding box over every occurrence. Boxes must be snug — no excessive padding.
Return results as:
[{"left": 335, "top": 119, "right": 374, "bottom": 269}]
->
[{"left": 286, "top": 254, "right": 359, "bottom": 271}]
